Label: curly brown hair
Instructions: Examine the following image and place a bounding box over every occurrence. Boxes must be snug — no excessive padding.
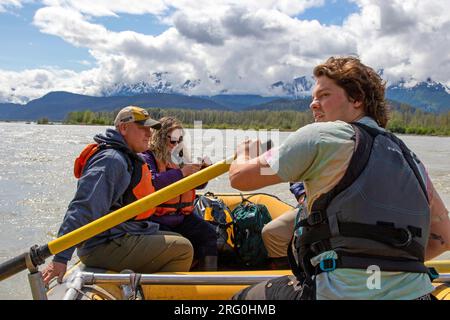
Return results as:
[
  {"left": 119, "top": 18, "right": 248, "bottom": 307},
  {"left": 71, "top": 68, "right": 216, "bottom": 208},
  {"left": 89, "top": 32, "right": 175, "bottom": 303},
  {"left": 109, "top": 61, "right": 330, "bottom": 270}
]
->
[
  {"left": 313, "top": 56, "right": 389, "bottom": 128},
  {"left": 148, "top": 116, "right": 184, "bottom": 164}
]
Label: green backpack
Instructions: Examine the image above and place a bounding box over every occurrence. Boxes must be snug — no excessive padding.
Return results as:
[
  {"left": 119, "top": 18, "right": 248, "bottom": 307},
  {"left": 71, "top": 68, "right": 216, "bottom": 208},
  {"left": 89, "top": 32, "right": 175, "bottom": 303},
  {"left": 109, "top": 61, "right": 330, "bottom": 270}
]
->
[{"left": 231, "top": 200, "right": 272, "bottom": 268}]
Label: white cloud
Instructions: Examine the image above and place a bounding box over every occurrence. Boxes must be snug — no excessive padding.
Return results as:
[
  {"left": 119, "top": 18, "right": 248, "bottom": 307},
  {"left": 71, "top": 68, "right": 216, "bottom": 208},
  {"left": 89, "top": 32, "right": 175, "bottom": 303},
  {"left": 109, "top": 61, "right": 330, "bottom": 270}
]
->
[
  {"left": 76, "top": 60, "right": 92, "bottom": 66},
  {"left": 174, "top": 13, "right": 226, "bottom": 45},
  {"left": 345, "top": 0, "right": 450, "bottom": 85},
  {"left": 0, "top": 0, "right": 449, "bottom": 103},
  {"left": 221, "top": 7, "right": 287, "bottom": 39},
  {"left": 41, "top": 0, "right": 168, "bottom": 17},
  {"left": 0, "top": 68, "right": 99, "bottom": 104},
  {"left": 0, "top": 0, "right": 25, "bottom": 12},
  {"left": 33, "top": 6, "right": 110, "bottom": 49}
]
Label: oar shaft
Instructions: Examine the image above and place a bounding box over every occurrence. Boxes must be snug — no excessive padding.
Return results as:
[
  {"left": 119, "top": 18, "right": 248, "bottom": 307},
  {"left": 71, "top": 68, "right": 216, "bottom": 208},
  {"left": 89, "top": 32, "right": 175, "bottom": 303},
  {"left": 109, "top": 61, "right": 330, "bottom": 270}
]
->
[
  {"left": 0, "top": 156, "right": 232, "bottom": 282},
  {"left": 0, "top": 245, "right": 51, "bottom": 282},
  {"left": 0, "top": 253, "right": 28, "bottom": 281},
  {"left": 0, "top": 141, "right": 272, "bottom": 282},
  {"left": 47, "top": 157, "right": 232, "bottom": 255}
]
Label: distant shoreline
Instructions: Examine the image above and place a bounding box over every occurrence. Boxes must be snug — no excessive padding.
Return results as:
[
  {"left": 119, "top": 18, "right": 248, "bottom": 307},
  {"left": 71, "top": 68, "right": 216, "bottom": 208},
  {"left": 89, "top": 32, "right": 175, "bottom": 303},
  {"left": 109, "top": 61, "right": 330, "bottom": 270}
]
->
[
  {"left": 2, "top": 105, "right": 449, "bottom": 136},
  {"left": 2, "top": 120, "right": 450, "bottom": 137}
]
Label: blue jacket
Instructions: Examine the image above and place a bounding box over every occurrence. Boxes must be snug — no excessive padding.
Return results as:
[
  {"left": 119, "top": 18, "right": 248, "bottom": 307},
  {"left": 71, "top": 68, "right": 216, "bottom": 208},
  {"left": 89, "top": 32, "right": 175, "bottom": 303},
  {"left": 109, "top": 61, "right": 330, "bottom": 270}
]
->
[{"left": 53, "top": 129, "right": 159, "bottom": 264}]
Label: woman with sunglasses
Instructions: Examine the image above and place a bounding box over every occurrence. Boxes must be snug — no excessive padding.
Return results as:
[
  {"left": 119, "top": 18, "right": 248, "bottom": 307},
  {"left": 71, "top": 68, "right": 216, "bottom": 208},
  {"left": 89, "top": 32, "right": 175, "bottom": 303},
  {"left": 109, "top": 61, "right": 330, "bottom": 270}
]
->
[{"left": 140, "top": 117, "right": 218, "bottom": 271}]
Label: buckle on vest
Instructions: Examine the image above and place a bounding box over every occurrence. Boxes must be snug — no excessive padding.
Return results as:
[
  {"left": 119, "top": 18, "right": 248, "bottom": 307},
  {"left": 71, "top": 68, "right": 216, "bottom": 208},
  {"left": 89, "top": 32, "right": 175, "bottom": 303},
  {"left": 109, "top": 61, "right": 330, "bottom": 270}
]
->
[
  {"left": 310, "top": 241, "right": 329, "bottom": 254},
  {"left": 307, "top": 211, "right": 324, "bottom": 226},
  {"left": 319, "top": 258, "right": 336, "bottom": 272},
  {"left": 393, "top": 228, "right": 413, "bottom": 248},
  {"left": 427, "top": 267, "right": 440, "bottom": 281}
]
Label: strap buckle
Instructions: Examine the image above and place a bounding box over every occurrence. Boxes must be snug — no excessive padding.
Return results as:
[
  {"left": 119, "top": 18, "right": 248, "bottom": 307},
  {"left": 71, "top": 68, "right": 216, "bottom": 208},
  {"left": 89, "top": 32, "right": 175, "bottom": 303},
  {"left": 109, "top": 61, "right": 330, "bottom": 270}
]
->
[
  {"left": 427, "top": 267, "right": 440, "bottom": 281},
  {"left": 319, "top": 258, "right": 336, "bottom": 272},
  {"left": 310, "top": 241, "right": 329, "bottom": 254},
  {"left": 393, "top": 228, "right": 413, "bottom": 248},
  {"left": 307, "top": 211, "right": 325, "bottom": 226}
]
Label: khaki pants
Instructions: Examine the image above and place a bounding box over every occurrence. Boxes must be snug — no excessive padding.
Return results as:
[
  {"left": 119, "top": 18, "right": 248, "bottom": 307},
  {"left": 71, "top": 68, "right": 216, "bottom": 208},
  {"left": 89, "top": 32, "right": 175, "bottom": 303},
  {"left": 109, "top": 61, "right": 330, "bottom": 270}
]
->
[
  {"left": 79, "top": 231, "right": 193, "bottom": 273},
  {"left": 261, "top": 209, "right": 297, "bottom": 258}
]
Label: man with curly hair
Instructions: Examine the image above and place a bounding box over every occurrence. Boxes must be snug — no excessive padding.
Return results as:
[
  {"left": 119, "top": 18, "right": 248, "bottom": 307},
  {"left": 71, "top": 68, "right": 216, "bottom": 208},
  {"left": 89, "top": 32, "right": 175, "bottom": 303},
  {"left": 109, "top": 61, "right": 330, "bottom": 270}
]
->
[{"left": 229, "top": 56, "right": 450, "bottom": 300}]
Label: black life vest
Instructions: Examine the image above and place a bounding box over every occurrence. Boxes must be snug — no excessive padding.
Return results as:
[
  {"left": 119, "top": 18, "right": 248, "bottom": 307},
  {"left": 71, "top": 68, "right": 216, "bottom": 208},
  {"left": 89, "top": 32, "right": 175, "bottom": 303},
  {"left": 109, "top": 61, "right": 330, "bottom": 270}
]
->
[{"left": 289, "top": 122, "right": 436, "bottom": 283}]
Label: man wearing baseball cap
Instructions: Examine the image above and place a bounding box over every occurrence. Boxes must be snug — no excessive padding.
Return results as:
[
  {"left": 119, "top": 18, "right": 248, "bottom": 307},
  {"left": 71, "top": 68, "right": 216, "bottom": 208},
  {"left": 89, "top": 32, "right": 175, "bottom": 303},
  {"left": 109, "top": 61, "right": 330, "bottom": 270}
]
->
[
  {"left": 114, "top": 105, "right": 162, "bottom": 129},
  {"left": 42, "top": 106, "right": 193, "bottom": 286}
]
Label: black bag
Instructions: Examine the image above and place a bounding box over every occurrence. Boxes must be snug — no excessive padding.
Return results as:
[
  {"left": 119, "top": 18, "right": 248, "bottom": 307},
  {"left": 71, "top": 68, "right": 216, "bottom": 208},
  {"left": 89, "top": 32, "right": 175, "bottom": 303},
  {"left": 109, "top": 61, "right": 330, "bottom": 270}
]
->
[{"left": 193, "top": 193, "right": 235, "bottom": 254}]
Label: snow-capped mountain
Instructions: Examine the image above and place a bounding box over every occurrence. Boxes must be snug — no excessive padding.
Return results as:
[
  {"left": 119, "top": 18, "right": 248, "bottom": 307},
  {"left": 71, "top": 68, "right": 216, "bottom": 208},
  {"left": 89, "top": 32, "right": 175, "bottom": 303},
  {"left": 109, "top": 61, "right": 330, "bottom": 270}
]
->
[
  {"left": 101, "top": 72, "right": 224, "bottom": 97},
  {"left": 268, "top": 75, "right": 449, "bottom": 113},
  {"left": 102, "top": 73, "right": 316, "bottom": 99},
  {"left": 180, "top": 79, "right": 201, "bottom": 91},
  {"left": 1, "top": 75, "right": 449, "bottom": 121},
  {"left": 269, "top": 76, "right": 315, "bottom": 98},
  {"left": 94, "top": 72, "right": 450, "bottom": 113},
  {"left": 101, "top": 72, "right": 175, "bottom": 96},
  {"left": 386, "top": 78, "right": 450, "bottom": 113}
]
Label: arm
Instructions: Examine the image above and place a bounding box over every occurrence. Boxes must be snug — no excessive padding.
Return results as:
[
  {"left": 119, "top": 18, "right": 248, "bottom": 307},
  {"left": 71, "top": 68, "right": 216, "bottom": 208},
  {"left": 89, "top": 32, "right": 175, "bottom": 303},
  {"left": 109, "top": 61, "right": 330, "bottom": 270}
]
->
[
  {"left": 42, "top": 150, "right": 130, "bottom": 285},
  {"left": 141, "top": 150, "right": 204, "bottom": 190},
  {"left": 141, "top": 150, "right": 184, "bottom": 190},
  {"left": 153, "top": 169, "right": 184, "bottom": 190},
  {"left": 195, "top": 157, "right": 214, "bottom": 189},
  {"left": 229, "top": 123, "right": 353, "bottom": 193},
  {"left": 425, "top": 179, "right": 450, "bottom": 260},
  {"left": 229, "top": 139, "right": 283, "bottom": 190}
]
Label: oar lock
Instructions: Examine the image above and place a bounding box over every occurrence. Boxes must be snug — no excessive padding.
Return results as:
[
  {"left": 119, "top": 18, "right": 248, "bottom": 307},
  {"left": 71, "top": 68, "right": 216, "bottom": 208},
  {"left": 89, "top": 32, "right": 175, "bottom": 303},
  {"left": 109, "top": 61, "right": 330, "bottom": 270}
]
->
[{"left": 26, "top": 245, "right": 47, "bottom": 272}]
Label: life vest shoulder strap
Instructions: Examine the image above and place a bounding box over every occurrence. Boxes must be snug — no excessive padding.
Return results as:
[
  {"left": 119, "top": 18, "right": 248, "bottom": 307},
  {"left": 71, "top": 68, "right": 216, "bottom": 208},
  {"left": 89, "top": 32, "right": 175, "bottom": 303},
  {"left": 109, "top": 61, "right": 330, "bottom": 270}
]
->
[
  {"left": 74, "top": 143, "right": 101, "bottom": 178},
  {"left": 310, "top": 122, "right": 428, "bottom": 215},
  {"left": 74, "top": 143, "right": 136, "bottom": 179},
  {"left": 310, "top": 122, "right": 376, "bottom": 214}
]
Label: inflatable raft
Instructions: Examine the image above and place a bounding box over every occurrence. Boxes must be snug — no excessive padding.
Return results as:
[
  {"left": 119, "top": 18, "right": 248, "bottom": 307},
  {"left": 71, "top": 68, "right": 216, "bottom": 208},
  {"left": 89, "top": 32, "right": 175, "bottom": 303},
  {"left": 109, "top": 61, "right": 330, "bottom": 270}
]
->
[{"left": 47, "top": 192, "right": 450, "bottom": 300}]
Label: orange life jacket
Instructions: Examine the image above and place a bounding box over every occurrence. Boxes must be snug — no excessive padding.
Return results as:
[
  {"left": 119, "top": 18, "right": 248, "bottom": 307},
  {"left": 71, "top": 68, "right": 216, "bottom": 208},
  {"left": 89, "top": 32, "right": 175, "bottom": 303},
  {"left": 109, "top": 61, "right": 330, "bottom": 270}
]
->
[
  {"left": 153, "top": 160, "right": 196, "bottom": 216},
  {"left": 74, "top": 143, "right": 156, "bottom": 220}
]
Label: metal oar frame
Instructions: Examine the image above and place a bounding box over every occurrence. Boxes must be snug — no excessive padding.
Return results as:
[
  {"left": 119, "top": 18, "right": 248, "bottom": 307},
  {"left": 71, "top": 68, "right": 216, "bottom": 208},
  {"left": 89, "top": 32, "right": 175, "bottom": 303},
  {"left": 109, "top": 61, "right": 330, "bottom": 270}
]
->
[
  {"left": 62, "top": 271, "right": 284, "bottom": 300},
  {"left": 61, "top": 270, "right": 450, "bottom": 300},
  {"left": 24, "top": 245, "right": 51, "bottom": 300},
  {"left": 0, "top": 155, "right": 234, "bottom": 299}
]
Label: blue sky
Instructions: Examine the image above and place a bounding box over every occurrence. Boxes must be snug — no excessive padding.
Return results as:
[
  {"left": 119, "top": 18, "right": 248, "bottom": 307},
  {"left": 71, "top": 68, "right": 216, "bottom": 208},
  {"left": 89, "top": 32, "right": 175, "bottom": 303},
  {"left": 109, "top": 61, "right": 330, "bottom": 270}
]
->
[
  {"left": 1, "top": 4, "right": 92, "bottom": 71},
  {"left": 1, "top": 0, "right": 359, "bottom": 72},
  {"left": 297, "top": 0, "right": 359, "bottom": 25},
  {"left": 0, "top": 0, "right": 448, "bottom": 103}
]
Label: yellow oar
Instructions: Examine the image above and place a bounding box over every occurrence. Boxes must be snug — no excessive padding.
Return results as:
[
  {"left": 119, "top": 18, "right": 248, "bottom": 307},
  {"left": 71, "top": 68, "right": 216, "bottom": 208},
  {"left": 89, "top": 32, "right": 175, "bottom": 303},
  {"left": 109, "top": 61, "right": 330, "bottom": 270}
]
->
[{"left": 0, "top": 156, "right": 233, "bottom": 282}]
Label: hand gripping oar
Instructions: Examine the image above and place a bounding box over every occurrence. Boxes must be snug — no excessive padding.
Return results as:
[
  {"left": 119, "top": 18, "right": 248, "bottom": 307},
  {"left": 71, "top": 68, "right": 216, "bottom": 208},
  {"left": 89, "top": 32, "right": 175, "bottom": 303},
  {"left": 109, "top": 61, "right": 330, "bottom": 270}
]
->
[
  {"left": 0, "top": 140, "right": 272, "bottom": 282},
  {"left": 0, "top": 156, "right": 234, "bottom": 282}
]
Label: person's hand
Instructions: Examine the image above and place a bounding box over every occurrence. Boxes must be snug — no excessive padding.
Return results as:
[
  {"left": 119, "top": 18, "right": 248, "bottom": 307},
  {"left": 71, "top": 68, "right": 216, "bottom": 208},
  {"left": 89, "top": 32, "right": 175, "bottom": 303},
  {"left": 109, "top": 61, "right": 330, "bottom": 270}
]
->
[
  {"left": 201, "top": 156, "right": 212, "bottom": 169},
  {"left": 235, "top": 139, "right": 261, "bottom": 161},
  {"left": 181, "top": 163, "right": 202, "bottom": 177},
  {"left": 42, "top": 261, "right": 67, "bottom": 287},
  {"left": 200, "top": 162, "right": 210, "bottom": 169}
]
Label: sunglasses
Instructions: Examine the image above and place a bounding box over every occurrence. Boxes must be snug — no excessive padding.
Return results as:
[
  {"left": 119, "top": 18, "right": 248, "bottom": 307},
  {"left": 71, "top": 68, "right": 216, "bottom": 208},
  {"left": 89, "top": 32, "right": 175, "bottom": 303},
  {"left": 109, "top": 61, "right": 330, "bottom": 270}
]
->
[{"left": 167, "top": 135, "right": 183, "bottom": 145}]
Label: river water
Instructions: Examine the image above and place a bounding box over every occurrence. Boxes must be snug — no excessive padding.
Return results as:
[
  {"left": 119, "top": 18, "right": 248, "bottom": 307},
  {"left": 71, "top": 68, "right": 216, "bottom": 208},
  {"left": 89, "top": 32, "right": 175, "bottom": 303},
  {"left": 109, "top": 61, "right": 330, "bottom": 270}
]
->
[{"left": 0, "top": 122, "right": 449, "bottom": 300}]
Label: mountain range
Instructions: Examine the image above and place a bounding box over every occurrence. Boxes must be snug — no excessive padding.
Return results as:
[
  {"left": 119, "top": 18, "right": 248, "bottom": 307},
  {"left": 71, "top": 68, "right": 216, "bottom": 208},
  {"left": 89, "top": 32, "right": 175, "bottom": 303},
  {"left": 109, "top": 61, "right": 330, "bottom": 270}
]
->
[
  {"left": 386, "top": 78, "right": 450, "bottom": 113},
  {"left": 0, "top": 76, "right": 448, "bottom": 121}
]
